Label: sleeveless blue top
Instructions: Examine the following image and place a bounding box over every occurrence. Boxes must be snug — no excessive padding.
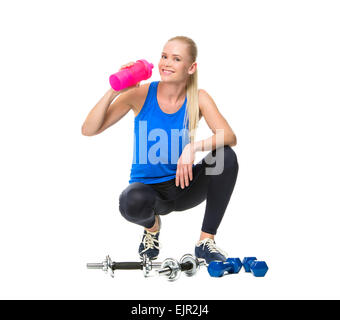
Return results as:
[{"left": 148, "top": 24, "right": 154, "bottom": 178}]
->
[{"left": 129, "top": 81, "right": 190, "bottom": 184}]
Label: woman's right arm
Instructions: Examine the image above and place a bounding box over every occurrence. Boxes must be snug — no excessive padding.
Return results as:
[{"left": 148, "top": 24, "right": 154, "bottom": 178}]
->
[
  {"left": 81, "top": 62, "right": 139, "bottom": 136},
  {"left": 81, "top": 88, "right": 120, "bottom": 136}
]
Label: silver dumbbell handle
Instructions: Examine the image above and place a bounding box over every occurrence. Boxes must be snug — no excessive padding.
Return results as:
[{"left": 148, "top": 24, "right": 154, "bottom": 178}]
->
[
  {"left": 157, "top": 266, "right": 172, "bottom": 275},
  {"left": 87, "top": 263, "right": 106, "bottom": 269},
  {"left": 87, "top": 255, "right": 113, "bottom": 276}
]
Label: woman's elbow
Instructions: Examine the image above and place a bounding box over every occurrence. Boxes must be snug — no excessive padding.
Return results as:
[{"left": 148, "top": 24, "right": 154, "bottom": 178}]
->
[
  {"left": 230, "top": 134, "right": 237, "bottom": 147},
  {"left": 81, "top": 125, "right": 95, "bottom": 136}
]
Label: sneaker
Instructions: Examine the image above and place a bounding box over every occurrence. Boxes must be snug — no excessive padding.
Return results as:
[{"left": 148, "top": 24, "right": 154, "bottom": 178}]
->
[
  {"left": 195, "top": 238, "right": 228, "bottom": 265},
  {"left": 138, "top": 215, "right": 161, "bottom": 260}
]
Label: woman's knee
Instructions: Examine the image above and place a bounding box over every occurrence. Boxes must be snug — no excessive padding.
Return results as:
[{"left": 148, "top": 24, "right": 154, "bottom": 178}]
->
[
  {"left": 210, "top": 145, "right": 238, "bottom": 173},
  {"left": 222, "top": 145, "right": 238, "bottom": 169},
  {"left": 119, "top": 183, "right": 156, "bottom": 220}
]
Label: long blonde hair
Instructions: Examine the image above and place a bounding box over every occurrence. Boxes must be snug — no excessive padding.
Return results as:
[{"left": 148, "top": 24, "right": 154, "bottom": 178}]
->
[{"left": 167, "top": 36, "right": 199, "bottom": 145}]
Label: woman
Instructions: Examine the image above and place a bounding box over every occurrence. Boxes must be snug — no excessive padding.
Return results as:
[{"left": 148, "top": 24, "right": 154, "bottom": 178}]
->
[{"left": 82, "top": 36, "right": 239, "bottom": 265}]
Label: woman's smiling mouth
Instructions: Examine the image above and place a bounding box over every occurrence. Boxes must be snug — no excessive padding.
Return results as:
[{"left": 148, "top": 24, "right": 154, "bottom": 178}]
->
[{"left": 162, "top": 69, "right": 174, "bottom": 74}]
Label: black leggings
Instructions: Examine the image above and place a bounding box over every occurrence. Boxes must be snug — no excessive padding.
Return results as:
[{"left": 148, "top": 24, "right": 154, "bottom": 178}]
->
[{"left": 118, "top": 145, "right": 239, "bottom": 235}]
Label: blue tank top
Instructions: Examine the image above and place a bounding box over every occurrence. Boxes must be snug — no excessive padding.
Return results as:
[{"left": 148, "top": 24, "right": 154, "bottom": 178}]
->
[{"left": 129, "top": 81, "right": 190, "bottom": 184}]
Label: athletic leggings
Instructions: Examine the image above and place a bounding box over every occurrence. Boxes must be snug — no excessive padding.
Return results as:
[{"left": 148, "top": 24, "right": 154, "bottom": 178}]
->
[{"left": 118, "top": 145, "right": 239, "bottom": 235}]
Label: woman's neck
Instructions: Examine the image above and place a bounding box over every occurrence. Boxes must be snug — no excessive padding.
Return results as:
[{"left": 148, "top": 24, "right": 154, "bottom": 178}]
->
[{"left": 158, "top": 81, "right": 186, "bottom": 105}]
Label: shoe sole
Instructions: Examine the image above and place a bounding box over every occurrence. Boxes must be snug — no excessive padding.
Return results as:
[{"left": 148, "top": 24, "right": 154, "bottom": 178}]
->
[{"left": 140, "top": 254, "right": 158, "bottom": 261}]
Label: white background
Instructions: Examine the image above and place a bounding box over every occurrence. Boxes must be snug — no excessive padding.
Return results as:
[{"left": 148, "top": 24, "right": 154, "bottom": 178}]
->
[{"left": 0, "top": 0, "right": 339, "bottom": 300}]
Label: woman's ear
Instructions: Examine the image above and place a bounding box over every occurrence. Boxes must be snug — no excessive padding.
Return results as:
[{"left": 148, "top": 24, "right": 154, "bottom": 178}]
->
[{"left": 188, "top": 62, "right": 197, "bottom": 75}]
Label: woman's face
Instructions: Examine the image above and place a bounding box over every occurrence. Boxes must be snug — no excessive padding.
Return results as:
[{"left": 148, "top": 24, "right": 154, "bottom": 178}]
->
[{"left": 158, "top": 40, "right": 194, "bottom": 83}]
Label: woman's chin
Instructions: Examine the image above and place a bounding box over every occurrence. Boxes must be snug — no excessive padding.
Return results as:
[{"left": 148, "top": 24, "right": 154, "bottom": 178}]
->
[{"left": 160, "top": 75, "right": 177, "bottom": 82}]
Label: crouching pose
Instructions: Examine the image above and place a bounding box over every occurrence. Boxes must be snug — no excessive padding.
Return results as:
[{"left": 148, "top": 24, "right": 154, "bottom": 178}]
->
[{"left": 82, "top": 36, "right": 239, "bottom": 265}]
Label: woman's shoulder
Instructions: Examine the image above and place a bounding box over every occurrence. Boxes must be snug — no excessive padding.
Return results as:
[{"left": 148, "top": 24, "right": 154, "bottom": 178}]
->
[
  {"left": 133, "top": 81, "right": 154, "bottom": 102},
  {"left": 130, "top": 81, "right": 154, "bottom": 117},
  {"left": 198, "top": 88, "right": 209, "bottom": 99},
  {"left": 198, "top": 88, "right": 215, "bottom": 106},
  {"left": 197, "top": 88, "right": 212, "bottom": 120}
]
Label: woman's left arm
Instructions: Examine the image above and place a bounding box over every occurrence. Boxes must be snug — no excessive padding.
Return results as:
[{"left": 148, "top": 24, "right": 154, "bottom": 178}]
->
[
  {"left": 175, "top": 89, "right": 237, "bottom": 189},
  {"left": 194, "top": 89, "right": 237, "bottom": 152}
]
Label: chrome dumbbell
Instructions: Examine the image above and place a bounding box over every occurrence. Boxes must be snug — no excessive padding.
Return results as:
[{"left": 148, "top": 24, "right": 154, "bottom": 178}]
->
[
  {"left": 86, "top": 254, "right": 162, "bottom": 278},
  {"left": 157, "top": 254, "right": 205, "bottom": 281}
]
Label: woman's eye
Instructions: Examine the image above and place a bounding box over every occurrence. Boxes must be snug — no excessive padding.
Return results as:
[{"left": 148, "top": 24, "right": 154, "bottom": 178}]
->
[{"left": 161, "top": 55, "right": 179, "bottom": 61}]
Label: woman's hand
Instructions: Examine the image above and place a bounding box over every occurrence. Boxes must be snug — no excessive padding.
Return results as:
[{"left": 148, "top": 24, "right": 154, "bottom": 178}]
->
[
  {"left": 176, "top": 142, "right": 196, "bottom": 189},
  {"left": 114, "top": 61, "right": 141, "bottom": 94}
]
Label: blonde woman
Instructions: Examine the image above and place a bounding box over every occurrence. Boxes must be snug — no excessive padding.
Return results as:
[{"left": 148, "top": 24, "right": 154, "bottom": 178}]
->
[{"left": 82, "top": 36, "right": 239, "bottom": 265}]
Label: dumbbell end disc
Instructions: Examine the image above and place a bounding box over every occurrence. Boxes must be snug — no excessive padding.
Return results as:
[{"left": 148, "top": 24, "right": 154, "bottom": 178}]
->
[
  {"left": 160, "top": 258, "right": 181, "bottom": 281},
  {"left": 180, "top": 254, "right": 198, "bottom": 277},
  {"left": 242, "top": 257, "right": 257, "bottom": 272},
  {"left": 250, "top": 261, "right": 269, "bottom": 277}
]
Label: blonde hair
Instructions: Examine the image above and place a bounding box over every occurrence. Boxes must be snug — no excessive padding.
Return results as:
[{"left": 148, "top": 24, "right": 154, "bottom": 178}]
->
[{"left": 167, "top": 36, "right": 199, "bottom": 144}]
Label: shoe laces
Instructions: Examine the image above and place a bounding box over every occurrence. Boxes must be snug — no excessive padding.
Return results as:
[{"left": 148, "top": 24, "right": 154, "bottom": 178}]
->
[
  {"left": 140, "top": 231, "right": 160, "bottom": 254},
  {"left": 200, "top": 238, "right": 228, "bottom": 257}
]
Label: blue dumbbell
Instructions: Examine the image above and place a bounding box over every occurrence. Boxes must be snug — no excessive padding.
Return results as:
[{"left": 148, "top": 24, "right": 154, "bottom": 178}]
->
[
  {"left": 207, "top": 258, "right": 243, "bottom": 277},
  {"left": 242, "top": 257, "right": 268, "bottom": 277}
]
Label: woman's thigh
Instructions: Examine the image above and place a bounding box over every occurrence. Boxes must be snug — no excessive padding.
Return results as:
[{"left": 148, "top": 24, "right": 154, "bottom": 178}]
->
[
  {"left": 168, "top": 145, "right": 237, "bottom": 212},
  {"left": 148, "top": 162, "right": 210, "bottom": 212},
  {"left": 173, "top": 162, "right": 210, "bottom": 211},
  {"left": 126, "top": 146, "right": 237, "bottom": 215}
]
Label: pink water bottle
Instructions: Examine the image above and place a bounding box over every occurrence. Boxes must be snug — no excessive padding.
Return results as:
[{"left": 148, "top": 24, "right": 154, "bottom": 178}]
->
[{"left": 109, "top": 59, "right": 154, "bottom": 91}]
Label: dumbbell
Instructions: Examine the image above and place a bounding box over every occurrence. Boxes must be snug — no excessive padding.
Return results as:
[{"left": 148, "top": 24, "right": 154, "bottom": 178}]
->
[
  {"left": 207, "top": 258, "right": 243, "bottom": 277},
  {"left": 242, "top": 257, "right": 268, "bottom": 277},
  {"left": 86, "top": 254, "right": 161, "bottom": 278},
  {"left": 157, "top": 254, "right": 205, "bottom": 281}
]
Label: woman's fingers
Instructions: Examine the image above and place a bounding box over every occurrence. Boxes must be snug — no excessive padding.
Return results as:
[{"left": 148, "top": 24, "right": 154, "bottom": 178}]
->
[
  {"left": 176, "top": 166, "right": 183, "bottom": 188},
  {"left": 176, "top": 169, "right": 180, "bottom": 187},
  {"left": 118, "top": 63, "right": 140, "bottom": 89},
  {"left": 176, "top": 165, "right": 192, "bottom": 189},
  {"left": 188, "top": 164, "right": 193, "bottom": 181},
  {"left": 183, "top": 166, "right": 189, "bottom": 187},
  {"left": 119, "top": 61, "right": 135, "bottom": 71},
  {"left": 178, "top": 167, "right": 183, "bottom": 188}
]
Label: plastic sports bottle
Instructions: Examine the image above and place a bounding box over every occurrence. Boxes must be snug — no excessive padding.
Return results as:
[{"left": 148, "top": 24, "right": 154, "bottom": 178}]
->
[{"left": 109, "top": 59, "right": 154, "bottom": 91}]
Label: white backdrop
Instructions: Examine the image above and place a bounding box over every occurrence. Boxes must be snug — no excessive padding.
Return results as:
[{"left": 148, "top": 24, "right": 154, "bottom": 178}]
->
[{"left": 0, "top": 0, "right": 339, "bottom": 300}]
